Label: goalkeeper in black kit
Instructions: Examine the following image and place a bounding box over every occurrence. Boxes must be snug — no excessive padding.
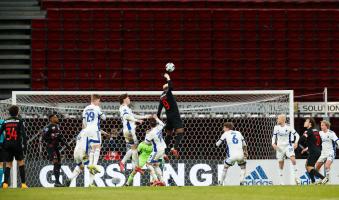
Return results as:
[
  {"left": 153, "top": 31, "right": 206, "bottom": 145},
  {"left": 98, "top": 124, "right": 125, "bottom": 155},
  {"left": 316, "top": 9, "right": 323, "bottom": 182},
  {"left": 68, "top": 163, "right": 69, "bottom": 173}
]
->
[
  {"left": 42, "top": 113, "right": 70, "bottom": 187},
  {"left": 157, "top": 73, "right": 184, "bottom": 159}
]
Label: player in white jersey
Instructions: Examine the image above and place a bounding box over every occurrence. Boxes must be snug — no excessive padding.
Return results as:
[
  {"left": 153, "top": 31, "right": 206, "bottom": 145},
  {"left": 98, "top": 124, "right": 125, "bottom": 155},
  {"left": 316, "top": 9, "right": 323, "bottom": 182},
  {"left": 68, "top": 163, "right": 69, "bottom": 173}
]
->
[
  {"left": 118, "top": 93, "right": 151, "bottom": 173},
  {"left": 145, "top": 114, "right": 166, "bottom": 186},
  {"left": 216, "top": 122, "right": 248, "bottom": 186},
  {"left": 82, "top": 94, "right": 106, "bottom": 175},
  {"left": 271, "top": 114, "right": 300, "bottom": 185},
  {"left": 65, "top": 129, "right": 117, "bottom": 187},
  {"left": 64, "top": 130, "right": 89, "bottom": 187},
  {"left": 315, "top": 120, "right": 339, "bottom": 181}
]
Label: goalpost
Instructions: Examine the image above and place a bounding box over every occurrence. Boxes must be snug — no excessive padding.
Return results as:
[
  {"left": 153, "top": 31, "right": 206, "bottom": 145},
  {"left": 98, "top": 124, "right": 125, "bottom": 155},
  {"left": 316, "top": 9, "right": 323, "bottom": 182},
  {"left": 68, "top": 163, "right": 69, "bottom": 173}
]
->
[{"left": 8, "top": 90, "right": 293, "bottom": 187}]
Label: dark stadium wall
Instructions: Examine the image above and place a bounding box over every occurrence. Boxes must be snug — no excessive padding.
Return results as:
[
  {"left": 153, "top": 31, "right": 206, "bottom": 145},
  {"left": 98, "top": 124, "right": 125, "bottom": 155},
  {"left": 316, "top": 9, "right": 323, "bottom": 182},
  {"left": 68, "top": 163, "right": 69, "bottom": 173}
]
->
[{"left": 31, "top": 1, "right": 339, "bottom": 101}]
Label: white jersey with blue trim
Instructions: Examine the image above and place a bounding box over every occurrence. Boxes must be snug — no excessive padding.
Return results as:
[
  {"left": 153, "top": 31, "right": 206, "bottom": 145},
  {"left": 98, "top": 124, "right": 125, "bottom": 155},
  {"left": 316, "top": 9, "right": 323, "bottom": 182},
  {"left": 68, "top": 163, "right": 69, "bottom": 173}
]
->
[
  {"left": 82, "top": 104, "right": 105, "bottom": 131},
  {"left": 119, "top": 105, "right": 137, "bottom": 132},
  {"left": 145, "top": 121, "right": 166, "bottom": 152},
  {"left": 272, "top": 124, "right": 299, "bottom": 147},
  {"left": 320, "top": 130, "right": 339, "bottom": 153},
  {"left": 75, "top": 130, "right": 87, "bottom": 153},
  {"left": 74, "top": 130, "right": 89, "bottom": 165},
  {"left": 217, "top": 130, "right": 245, "bottom": 158}
]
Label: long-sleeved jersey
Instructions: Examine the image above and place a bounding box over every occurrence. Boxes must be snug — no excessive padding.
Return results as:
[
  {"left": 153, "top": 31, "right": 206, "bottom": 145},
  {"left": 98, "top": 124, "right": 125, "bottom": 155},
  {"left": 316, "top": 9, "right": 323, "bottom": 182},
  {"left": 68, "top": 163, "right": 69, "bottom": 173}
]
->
[
  {"left": 157, "top": 80, "right": 180, "bottom": 117},
  {"left": 42, "top": 123, "right": 67, "bottom": 149},
  {"left": 145, "top": 118, "right": 166, "bottom": 152},
  {"left": 272, "top": 124, "right": 300, "bottom": 146},
  {"left": 319, "top": 130, "right": 339, "bottom": 153},
  {"left": 119, "top": 104, "right": 146, "bottom": 133}
]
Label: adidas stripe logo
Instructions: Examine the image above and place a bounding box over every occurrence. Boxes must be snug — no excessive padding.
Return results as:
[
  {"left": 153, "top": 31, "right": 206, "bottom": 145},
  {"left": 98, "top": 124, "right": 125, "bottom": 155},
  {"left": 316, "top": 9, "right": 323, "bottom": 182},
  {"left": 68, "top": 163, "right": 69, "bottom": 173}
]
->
[
  {"left": 300, "top": 172, "right": 320, "bottom": 185},
  {"left": 243, "top": 166, "right": 273, "bottom": 185}
]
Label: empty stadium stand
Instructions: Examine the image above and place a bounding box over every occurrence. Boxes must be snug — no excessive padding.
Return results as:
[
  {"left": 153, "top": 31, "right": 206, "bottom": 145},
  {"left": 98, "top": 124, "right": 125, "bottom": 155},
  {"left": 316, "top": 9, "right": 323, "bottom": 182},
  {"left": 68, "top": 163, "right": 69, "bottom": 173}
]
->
[{"left": 28, "top": 0, "right": 339, "bottom": 101}]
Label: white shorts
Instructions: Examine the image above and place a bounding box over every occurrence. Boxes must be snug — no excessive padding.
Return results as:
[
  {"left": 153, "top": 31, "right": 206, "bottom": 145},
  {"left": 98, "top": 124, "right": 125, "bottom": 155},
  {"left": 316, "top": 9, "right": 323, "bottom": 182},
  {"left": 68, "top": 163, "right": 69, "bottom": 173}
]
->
[
  {"left": 317, "top": 151, "right": 335, "bottom": 163},
  {"left": 276, "top": 145, "right": 295, "bottom": 161},
  {"left": 147, "top": 149, "right": 165, "bottom": 164},
  {"left": 83, "top": 127, "right": 101, "bottom": 145},
  {"left": 224, "top": 154, "right": 246, "bottom": 166},
  {"left": 74, "top": 146, "right": 88, "bottom": 166}
]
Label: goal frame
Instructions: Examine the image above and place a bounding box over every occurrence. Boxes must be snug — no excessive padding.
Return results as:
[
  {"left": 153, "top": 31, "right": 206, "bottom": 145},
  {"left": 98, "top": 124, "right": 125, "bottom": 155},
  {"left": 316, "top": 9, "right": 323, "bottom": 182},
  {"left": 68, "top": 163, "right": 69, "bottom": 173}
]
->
[{"left": 11, "top": 90, "right": 294, "bottom": 188}]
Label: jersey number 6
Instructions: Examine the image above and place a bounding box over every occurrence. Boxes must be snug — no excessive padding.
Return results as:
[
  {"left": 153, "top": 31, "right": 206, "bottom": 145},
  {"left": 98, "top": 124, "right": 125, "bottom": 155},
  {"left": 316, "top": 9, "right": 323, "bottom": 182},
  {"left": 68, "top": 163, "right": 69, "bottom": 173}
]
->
[{"left": 232, "top": 134, "right": 239, "bottom": 144}]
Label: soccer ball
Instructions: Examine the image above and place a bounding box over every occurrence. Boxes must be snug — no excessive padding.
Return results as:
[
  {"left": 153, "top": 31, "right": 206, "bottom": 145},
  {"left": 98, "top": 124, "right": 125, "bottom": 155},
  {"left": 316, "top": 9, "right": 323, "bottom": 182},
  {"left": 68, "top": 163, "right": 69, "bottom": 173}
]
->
[
  {"left": 165, "top": 62, "right": 175, "bottom": 72},
  {"left": 112, "top": 177, "right": 121, "bottom": 186}
]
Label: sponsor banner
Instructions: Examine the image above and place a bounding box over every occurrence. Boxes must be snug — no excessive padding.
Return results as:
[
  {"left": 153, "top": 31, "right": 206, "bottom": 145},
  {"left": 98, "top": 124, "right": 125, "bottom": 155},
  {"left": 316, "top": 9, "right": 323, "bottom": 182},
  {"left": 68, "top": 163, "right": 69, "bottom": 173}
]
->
[
  {"left": 56, "top": 102, "right": 289, "bottom": 114},
  {"left": 33, "top": 159, "right": 339, "bottom": 187},
  {"left": 298, "top": 102, "right": 339, "bottom": 113}
]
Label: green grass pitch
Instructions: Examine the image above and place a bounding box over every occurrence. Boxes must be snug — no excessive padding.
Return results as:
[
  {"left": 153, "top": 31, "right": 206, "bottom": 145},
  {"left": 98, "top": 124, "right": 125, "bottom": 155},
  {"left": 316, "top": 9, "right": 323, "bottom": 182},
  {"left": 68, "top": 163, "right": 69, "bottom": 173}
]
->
[{"left": 1, "top": 186, "right": 339, "bottom": 200}]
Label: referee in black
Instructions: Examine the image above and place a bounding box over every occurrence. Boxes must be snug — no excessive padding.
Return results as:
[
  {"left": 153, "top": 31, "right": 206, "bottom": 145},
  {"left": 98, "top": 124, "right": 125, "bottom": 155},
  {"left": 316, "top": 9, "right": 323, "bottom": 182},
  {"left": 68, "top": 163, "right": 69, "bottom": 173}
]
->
[
  {"left": 300, "top": 117, "right": 328, "bottom": 184},
  {"left": 157, "top": 73, "right": 184, "bottom": 159},
  {"left": 42, "top": 113, "right": 70, "bottom": 187},
  {"left": 0, "top": 105, "right": 27, "bottom": 189}
]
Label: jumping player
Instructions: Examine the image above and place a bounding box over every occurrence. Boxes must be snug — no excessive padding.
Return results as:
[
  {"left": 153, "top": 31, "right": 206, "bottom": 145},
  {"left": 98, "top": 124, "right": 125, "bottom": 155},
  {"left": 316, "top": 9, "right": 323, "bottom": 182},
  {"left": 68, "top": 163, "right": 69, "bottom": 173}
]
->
[
  {"left": 157, "top": 73, "right": 183, "bottom": 158},
  {"left": 119, "top": 93, "right": 150, "bottom": 173},
  {"left": 82, "top": 94, "right": 106, "bottom": 175}
]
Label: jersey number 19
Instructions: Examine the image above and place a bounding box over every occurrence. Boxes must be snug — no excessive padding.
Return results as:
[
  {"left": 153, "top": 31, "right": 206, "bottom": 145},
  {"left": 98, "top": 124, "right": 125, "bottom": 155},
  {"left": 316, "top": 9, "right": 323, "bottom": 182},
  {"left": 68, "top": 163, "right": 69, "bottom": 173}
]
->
[{"left": 85, "top": 111, "right": 95, "bottom": 122}]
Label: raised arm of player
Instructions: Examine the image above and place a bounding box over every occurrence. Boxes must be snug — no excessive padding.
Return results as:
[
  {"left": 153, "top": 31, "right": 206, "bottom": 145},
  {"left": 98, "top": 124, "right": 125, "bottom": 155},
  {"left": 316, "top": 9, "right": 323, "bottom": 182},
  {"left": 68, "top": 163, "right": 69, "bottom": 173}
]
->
[
  {"left": 153, "top": 114, "right": 165, "bottom": 129},
  {"left": 164, "top": 73, "right": 173, "bottom": 91},
  {"left": 133, "top": 114, "right": 151, "bottom": 120}
]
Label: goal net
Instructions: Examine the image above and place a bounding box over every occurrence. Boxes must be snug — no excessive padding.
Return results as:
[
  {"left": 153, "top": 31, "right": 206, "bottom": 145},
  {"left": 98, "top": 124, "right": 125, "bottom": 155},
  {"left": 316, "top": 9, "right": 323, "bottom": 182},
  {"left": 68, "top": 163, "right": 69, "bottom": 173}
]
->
[{"left": 5, "top": 90, "right": 293, "bottom": 187}]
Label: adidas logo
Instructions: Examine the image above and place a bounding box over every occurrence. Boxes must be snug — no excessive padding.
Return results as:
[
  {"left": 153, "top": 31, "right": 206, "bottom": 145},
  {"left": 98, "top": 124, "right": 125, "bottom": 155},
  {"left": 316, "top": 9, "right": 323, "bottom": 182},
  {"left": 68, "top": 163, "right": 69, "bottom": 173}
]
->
[
  {"left": 300, "top": 172, "right": 320, "bottom": 185},
  {"left": 244, "top": 166, "right": 273, "bottom": 185}
]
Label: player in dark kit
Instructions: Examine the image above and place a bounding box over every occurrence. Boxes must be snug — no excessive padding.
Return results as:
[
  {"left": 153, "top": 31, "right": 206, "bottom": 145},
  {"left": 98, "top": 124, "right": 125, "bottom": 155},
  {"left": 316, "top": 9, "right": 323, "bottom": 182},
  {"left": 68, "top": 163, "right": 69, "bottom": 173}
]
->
[
  {"left": 0, "top": 106, "right": 28, "bottom": 189},
  {"left": 300, "top": 117, "right": 328, "bottom": 184},
  {"left": 42, "top": 113, "right": 70, "bottom": 187},
  {"left": 157, "top": 73, "right": 184, "bottom": 159}
]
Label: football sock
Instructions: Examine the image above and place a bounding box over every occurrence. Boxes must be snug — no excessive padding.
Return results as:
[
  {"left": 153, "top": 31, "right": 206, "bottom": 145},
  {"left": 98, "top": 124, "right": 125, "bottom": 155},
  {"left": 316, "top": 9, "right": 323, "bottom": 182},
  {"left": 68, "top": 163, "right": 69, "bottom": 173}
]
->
[
  {"left": 19, "top": 165, "right": 26, "bottom": 184},
  {"left": 122, "top": 149, "right": 133, "bottom": 164},
  {"left": 173, "top": 133, "right": 183, "bottom": 150},
  {"left": 4, "top": 167, "right": 10, "bottom": 184},
  {"left": 311, "top": 169, "right": 325, "bottom": 179},
  {"left": 93, "top": 148, "right": 100, "bottom": 166}
]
